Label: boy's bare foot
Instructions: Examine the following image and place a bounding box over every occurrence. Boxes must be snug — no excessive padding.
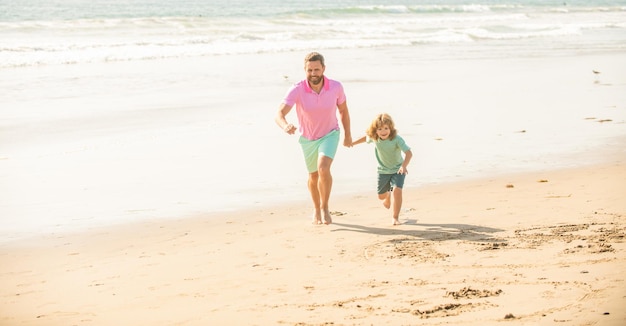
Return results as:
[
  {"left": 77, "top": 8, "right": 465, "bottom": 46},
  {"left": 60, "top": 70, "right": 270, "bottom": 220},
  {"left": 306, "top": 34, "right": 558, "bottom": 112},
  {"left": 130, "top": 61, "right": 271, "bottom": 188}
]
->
[
  {"left": 383, "top": 193, "right": 391, "bottom": 209},
  {"left": 392, "top": 218, "right": 401, "bottom": 225},
  {"left": 323, "top": 210, "right": 333, "bottom": 225}
]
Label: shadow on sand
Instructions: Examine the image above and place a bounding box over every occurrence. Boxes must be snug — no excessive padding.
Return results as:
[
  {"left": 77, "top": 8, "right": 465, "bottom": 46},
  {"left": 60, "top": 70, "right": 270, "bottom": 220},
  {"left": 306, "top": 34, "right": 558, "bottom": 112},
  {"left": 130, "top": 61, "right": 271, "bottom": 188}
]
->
[{"left": 332, "top": 219, "right": 505, "bottom": 243}]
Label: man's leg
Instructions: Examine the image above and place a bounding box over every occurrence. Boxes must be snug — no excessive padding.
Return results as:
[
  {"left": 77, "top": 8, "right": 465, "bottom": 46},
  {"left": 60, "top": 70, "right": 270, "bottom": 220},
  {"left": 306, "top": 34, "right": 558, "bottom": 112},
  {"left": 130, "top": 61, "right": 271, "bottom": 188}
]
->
[
  {"left": 318, "top": 155, "right": 333, "bottom": 224},
  {"left": 308, "top": 171, "right": 322, "bottom": 224}
]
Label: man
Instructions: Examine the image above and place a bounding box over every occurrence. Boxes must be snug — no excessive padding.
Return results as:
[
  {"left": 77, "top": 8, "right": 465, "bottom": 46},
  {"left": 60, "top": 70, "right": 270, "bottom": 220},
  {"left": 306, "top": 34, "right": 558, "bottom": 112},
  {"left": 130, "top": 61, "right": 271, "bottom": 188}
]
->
[{"left": 275, "top": 52, "right": 352, "bottom": 225}]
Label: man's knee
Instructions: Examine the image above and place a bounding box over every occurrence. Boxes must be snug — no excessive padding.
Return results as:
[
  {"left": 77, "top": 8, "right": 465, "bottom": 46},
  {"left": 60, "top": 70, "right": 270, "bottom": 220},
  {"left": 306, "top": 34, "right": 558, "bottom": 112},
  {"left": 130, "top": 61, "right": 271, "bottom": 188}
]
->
[{"left": 317, "top": 156, "right": 333, "bottom": 175}]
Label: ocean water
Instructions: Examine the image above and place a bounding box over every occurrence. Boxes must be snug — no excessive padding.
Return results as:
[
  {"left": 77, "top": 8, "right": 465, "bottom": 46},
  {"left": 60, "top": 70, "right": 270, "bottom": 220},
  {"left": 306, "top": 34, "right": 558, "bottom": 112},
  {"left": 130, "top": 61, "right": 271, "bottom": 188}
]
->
[
  {"left": 1, "top": 1, "right": 626, "bottom": 241},
  {"left": 1, "top": 0, "right": 626, "bottom": 68}
]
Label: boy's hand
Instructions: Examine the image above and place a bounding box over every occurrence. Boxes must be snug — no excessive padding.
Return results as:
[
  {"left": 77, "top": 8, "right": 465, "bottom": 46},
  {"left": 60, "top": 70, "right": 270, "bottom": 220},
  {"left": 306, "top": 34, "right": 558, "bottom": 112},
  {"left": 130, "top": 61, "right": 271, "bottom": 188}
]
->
[{"left": 397, "top": 167, "right": 408, "bottom": 175}]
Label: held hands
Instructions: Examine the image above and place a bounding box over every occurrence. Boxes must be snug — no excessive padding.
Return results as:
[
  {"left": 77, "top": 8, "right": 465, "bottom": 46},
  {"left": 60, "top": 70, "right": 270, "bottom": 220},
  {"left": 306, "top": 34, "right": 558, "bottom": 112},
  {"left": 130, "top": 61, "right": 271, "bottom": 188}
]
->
[
  {"left": 343, "top": 135, "right": 353, "bottom": 148},
  {"left": 348, "top": 135, "right": 365, "bottom": 147}
]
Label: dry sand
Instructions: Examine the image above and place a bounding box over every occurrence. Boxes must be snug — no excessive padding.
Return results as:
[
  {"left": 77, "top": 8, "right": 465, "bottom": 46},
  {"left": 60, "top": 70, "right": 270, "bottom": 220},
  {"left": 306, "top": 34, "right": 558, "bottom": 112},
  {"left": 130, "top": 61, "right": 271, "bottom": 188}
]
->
[{"left": 1, "top": 159, "right": 624, "bottom": 325}]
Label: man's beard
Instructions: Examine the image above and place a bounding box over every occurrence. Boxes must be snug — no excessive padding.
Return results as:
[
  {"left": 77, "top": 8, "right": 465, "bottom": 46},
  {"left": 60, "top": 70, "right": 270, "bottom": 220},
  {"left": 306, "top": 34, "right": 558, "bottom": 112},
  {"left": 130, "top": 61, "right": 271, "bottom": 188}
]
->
[{"left": 308, "top": 76, "right": 322, "bottom": 85}]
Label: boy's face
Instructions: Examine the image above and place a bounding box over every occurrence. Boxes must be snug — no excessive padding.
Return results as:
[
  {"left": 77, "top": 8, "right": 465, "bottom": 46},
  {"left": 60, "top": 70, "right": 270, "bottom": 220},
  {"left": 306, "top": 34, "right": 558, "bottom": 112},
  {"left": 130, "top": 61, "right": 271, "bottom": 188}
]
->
[{"left": 376, "top": 124, "right": 391, "bottom": 140}]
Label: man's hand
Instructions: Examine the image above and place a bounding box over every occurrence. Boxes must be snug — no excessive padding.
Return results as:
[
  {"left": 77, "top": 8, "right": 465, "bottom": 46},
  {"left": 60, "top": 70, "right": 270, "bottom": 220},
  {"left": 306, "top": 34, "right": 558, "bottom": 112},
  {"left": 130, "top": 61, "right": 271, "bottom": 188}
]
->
[
  {"left": 284, "top": 123, "right": 297, "bottom": 134},
  {"left": 343, "top": 135, "right": 353, "bottom": 147}
]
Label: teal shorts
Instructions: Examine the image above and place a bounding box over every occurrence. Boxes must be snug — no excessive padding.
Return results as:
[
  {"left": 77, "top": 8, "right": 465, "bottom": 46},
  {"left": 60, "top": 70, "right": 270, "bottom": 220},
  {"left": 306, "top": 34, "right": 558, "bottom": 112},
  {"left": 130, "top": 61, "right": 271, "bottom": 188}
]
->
[
  {"left": 377, "top": 173, "right": 406, "bottom": 194},
  {"left": 299, "top": 129, "right": 340, "bottom": 173}
]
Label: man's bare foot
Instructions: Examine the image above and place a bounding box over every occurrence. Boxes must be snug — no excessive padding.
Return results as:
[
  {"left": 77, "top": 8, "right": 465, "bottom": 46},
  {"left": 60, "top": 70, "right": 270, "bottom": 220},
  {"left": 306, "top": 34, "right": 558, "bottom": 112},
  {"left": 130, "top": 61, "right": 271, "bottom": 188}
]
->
[
  {"left": 312, "top": 212, "right": 323, "bottom": 225},
  {"left": 323, "top": 210, "right": 333, "bottom": 225},
  {"left": 392, "top": 218, "right": 401, "bottom": 225},
  {"left": 383, "top": 193, "right": 391, "bottom": 209}
]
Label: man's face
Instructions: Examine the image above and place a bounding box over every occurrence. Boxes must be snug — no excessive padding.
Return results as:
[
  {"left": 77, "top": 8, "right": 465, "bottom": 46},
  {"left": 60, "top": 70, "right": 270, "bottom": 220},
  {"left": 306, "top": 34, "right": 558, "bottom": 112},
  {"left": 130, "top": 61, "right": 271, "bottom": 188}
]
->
[{"left": 305, "top": 60, "right": 325, "bottom": 86}]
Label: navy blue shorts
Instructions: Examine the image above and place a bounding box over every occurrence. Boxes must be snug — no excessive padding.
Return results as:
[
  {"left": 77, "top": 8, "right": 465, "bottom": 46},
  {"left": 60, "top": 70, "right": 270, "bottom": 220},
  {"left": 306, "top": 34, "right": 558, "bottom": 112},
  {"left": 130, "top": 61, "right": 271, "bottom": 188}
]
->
[{"left": 377, "top": 173, "right": 406, "bottom": 194}]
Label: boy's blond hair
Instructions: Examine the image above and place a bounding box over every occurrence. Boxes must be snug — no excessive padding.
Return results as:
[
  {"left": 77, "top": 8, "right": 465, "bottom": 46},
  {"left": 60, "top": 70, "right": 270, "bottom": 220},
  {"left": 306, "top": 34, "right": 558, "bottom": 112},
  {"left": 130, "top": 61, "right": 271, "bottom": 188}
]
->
[{"left": 366, "top": 113, "right": 397, "bottom": 141}]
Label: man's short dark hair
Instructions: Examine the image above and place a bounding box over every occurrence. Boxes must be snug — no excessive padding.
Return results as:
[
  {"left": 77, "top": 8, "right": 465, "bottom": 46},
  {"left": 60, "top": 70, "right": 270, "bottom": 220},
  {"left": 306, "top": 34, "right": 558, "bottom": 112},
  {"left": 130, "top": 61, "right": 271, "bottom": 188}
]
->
[{"left": 304, "top": 52, "right": 325, "bottom": 67}]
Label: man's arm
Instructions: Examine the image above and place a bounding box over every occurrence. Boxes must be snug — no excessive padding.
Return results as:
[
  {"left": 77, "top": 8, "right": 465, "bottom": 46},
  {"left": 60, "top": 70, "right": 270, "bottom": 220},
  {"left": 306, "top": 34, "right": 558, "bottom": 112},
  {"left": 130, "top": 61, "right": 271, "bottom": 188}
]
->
[
  {"left": 337, "top": 101, "right": 352, "bottom": 146},
  {"left": 275, "top": 103, "right": 297, "bottom": 134}
]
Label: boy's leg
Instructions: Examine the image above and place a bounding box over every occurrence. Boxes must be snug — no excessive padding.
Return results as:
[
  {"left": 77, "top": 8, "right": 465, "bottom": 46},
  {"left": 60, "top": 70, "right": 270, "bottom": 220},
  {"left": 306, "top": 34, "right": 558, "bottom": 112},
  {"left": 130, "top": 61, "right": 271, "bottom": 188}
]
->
[
  {"left": 378, "top": 192, "right": 391, "bottom": 209},
  {"left": 377, "top": 174, "right": 393, "bottom": 209},
  {"left": 392, "top": 187, "right": 403, "bottom": 225},
  {"left": 390, "top": 173, "right": 406, "bottom": 225}
]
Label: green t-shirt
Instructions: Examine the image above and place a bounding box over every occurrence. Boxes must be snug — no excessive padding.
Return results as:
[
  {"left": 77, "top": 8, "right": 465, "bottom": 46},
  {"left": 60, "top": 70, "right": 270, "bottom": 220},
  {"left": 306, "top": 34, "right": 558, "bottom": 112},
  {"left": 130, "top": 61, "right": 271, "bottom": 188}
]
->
[{"left": 367, "top": 135, "right": 411, "bottom": 174}]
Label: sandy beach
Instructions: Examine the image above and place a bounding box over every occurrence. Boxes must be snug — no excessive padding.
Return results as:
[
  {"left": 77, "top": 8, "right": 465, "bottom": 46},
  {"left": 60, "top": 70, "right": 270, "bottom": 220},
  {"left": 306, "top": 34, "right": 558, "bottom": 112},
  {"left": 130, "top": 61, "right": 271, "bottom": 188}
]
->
[
  {"left": 3, "top": 1, "right": 626, "bottom": 324},
  {"left": 1, "top": 30, "right": 626, "bottom": 326},
  {"left": 1, "top": 159, "right": 625, "bottom": 325}
]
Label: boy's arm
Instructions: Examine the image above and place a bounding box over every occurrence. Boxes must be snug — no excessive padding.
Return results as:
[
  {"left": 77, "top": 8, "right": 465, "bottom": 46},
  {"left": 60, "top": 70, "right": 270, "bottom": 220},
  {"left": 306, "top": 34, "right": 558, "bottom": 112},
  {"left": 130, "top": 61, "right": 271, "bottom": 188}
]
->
[
  {"left": 398, "top": 149, "right": 413, "bottom": 174},
  {"left": 351, "top": 135, "right": 366, "bottom": 146}
]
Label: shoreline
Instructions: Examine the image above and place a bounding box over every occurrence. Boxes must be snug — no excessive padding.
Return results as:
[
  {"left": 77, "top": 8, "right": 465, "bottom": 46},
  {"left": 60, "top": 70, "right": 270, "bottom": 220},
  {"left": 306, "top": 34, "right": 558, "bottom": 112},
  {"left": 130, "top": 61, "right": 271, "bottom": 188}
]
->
[
  {"left": 0, "top": 136, "right": 626, "bottom": 248},
  {"left": 1, "top": 150, "right": 624, "bottom": 247}
]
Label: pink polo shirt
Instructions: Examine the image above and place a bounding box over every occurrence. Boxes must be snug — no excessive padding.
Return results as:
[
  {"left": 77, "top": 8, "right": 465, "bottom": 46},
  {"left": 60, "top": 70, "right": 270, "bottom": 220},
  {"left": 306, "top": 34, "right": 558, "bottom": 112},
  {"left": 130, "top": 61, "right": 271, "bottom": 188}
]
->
[{"left": 283, "top": 76, "right": 346, "bottom": 141}]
